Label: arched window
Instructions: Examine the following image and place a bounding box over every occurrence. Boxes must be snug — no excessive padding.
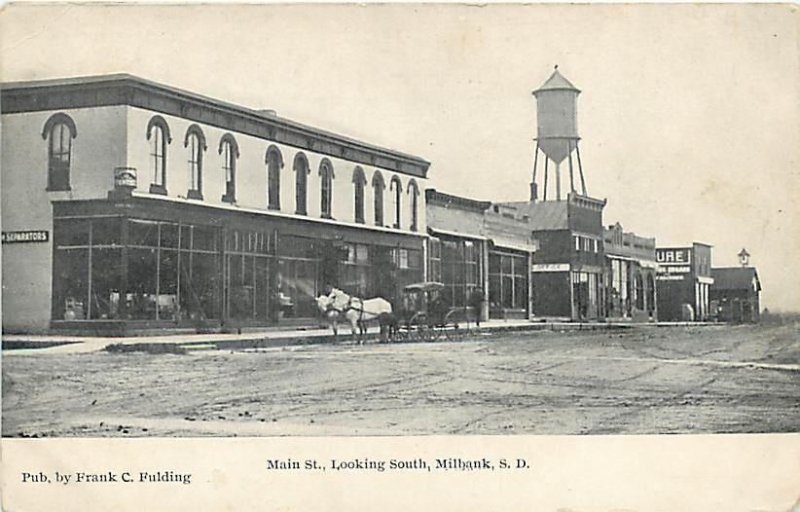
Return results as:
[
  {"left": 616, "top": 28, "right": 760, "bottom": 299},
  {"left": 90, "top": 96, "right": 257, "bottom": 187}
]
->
[
  {"left": 372, "top": 171, "right": 385, "bottom": 227},
  {"left": 390, "top": 175, "right": 402, "bottom": 229},
  {"left": 184, "top": 125, "right": 206, "bottom": 200},
  {"left": 266, "top": 145, "right": 283, "bottom": 210},
  {"left": 352, "top": 166, "right": 366, "bottom": 223},
  {"left": 42, "top": 113, "right": 77, "bottom": 191},
  {"left": 294, "top": 153, "right": 309, "bottom": 215},
  {"left": 219, "top": 133, "right": 239, "bottom": 203},
  {"left": 319, "top": 158, "right": 335, "bottom": 219},
  {"left": 407, "top": 178, "right": 420, "bottom": 232},
  {"left": 146, "top": 116, "right": 171, "bottom": 194}
]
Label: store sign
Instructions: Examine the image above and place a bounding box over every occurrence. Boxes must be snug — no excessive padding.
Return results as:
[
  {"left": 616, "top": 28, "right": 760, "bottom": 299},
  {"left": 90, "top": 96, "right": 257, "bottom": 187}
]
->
[
  {"left": 657, "top": 265, "right": 691, "bottom": 275},
  {"left": 656, "top": 248, "right": 692, "bottom": 265},
  {"left": 114, "top": 167, "right": 138, "bottom": 189},
  {"left": 531, "top": 263, "right": 570, "bottom": 273},
  {"left": 1, "top": 230, "right": 49, "bottom": 244},
  {"left": 656, "top": 275, "right": 685, "bottom": 281}
]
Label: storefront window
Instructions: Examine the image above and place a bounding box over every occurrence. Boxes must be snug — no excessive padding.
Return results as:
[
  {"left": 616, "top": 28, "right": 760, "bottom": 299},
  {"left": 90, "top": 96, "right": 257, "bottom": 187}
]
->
[
  {"left": 488, "top": 251, "right": 527, "bottom": 314},
  {"left": 572, "top": 271, "right": 600, "bottom": 320},
  {"left": 158, "top": 249, "right": 179, "bottom": 320},
  {"left": 433, "top": 237, "right": 483, "bottom": 310},
  {"left": 128, "top": 247, "right": 158, "bottom": 319},
  {"left": 129, "top": 219, "right": 159, "bottom": 247},
  {"left": 53, "top": 247, "right": 88, "bottom": 320},
  {"left": 225, "top": 229, "right": 272, "bottom": 321},
  {"left": 53, "top": 217, "right": 221, "bottom": 323}
]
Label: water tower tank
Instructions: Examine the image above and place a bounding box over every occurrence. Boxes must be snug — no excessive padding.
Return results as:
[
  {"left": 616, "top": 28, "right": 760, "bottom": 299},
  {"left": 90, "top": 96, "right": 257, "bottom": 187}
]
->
[{"left": 533, "top": 67, "right": 580, "bottom": 163}]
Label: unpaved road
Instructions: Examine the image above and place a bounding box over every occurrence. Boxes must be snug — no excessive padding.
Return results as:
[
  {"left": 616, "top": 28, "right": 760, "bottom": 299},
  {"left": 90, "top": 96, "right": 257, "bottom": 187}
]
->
[{"left": 3, "top": 323, "right": 799, "bottom": 436}]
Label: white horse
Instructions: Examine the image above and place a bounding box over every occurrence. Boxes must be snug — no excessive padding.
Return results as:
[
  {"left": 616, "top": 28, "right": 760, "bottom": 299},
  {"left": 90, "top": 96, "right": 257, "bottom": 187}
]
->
[{"left": 315, "top": 288, "right": 395, "bottom": 344}]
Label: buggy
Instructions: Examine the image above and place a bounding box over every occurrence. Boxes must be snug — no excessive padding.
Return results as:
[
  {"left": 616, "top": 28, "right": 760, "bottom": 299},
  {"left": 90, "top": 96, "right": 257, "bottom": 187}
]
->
[{"left": 395, "top": 282, "right": 478, "bottom": 342}]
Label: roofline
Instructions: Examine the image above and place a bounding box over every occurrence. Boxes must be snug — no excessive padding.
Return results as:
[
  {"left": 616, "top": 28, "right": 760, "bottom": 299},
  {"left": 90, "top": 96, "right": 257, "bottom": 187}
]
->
[
  {"left": 657, "top": 242, "right": 714, "bottom": 250},
  {"left": 425, "top": 188, "right": 491, "bottom": 213},
  {"left": 1, "top": 73, "right": 430, "bottom": 178}
]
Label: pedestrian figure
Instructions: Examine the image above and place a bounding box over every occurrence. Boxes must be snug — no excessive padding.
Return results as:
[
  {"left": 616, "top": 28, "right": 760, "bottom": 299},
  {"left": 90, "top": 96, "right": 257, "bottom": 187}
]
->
[{"left": 469, "top": 287, "right": 485, "bottom": 327}]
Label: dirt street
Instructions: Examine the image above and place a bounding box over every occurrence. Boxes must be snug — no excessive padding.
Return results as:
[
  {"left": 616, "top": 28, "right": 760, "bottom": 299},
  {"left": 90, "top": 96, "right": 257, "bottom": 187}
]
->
[{"left": 3, "top": 323, "right": 799, "bottom": 437}]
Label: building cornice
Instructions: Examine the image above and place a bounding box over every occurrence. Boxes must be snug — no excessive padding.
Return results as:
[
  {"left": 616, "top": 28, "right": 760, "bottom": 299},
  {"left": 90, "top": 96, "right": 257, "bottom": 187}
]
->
[
  {"left": 1, "top": 74, "right": 430, "bottom": 179},
  {"left": 425, "top": 188, "right": 491, "bottom": 213},
  {"left": 568, "top": 193, "right": 606, "bottom": 211}
]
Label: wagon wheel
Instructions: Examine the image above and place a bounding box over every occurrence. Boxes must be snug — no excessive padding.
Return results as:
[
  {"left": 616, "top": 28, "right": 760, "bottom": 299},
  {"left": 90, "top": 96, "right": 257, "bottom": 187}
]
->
[
  {"left": 444, "top": 322, "right": 464, "bottom": 341},
  {"left": 393, "top": 324, "right": 410, "bottom": 343},
  {"left": 415, "top": 324, "right": 434, "bottom": 342},
  {"left": 443, "top": 310, "right": 465, "bottom": 341},
  {"left": 408, "top": 313, "right": 426, "bottom": 342},
  {"left": 429, "top": 323, "right": 446, "bottom": 342}
]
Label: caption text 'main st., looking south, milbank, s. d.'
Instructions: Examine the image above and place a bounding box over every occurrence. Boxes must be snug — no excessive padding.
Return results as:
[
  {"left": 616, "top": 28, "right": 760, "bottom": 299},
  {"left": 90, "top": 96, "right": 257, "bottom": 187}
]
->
[{"left": 267, "top": 457, "right": 532, "bottom": 473}]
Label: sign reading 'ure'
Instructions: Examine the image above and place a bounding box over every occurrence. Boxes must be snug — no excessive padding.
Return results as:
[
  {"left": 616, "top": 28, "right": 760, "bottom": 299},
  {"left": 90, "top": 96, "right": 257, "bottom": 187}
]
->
[{"left": 1, "top": 230, "right": 49, "bottom": 244}]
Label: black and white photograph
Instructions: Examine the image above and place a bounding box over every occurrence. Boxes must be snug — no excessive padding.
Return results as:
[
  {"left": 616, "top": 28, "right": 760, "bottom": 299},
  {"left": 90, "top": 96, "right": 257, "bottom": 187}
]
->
[{"left": 1, "top": 3, "right": 798, "bottom": 510}]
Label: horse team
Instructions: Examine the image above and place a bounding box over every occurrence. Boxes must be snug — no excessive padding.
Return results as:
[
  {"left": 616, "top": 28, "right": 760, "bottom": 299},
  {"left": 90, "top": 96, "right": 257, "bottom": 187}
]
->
[{"left": 314, "top": 288, "right": 398, "bottom": 344}]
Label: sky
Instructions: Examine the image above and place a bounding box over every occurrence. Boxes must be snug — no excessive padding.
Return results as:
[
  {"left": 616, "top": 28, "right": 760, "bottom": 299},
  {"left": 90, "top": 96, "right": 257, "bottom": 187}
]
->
[{"left": 1, "top": 4, "right": 797, "bottom": 310}]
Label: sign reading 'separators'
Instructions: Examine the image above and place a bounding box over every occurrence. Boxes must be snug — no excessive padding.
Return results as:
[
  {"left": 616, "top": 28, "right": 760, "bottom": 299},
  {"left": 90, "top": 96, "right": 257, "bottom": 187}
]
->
[{"left": 1, "top": 230, "right": 49, "bottom": 244}]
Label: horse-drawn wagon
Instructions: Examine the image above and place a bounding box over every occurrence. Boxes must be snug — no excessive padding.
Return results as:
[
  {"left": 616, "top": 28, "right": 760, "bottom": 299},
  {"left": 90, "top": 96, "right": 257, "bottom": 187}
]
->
[
  {"left": 395, "top": 282, "right": 477, "bottom": 342},
  {"left": 315, "top": 282, "right": 479, "bottom": 344}
]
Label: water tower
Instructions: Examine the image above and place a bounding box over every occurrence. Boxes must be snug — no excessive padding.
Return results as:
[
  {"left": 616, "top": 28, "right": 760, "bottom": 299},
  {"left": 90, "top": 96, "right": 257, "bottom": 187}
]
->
[{"left": 530, "top": 66, "right": 588, "bottom": 201}]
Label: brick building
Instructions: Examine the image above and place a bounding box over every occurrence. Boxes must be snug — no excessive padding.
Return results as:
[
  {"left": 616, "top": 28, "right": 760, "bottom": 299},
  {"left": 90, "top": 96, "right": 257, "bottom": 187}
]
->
[{"left": 1, "top": 74, "right": 429, "bottom": 334}]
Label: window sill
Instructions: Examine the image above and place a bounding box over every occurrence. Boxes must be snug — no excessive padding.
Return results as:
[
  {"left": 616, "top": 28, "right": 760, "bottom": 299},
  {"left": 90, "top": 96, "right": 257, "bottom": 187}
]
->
[
  {"left": 46, "top": 186, "right": 72, "bottom": 192},
  {"left": 149, "top": 184, "right": 168, "bottom": 196},
  {"left": 187, "top": 190, "right": 204, "bottom": 200},
  {"left": 221, "top": 194, "right": 236, "bottom": 204},
  {"left": 268, "top": 204, "right": 281, "bottom": 211},
  {"left": 295, "top": 210, "right": 307, "bottom": 216},
  {"left": 321, "top": 214, "right": 334, "bottom": 220}
]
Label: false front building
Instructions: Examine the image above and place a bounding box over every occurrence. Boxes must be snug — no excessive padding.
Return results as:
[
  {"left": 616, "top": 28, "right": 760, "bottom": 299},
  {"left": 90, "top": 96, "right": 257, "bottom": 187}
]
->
[
  {"left": 655, "top": 243, "right": 714, "bottom": 321},
  {"left": 1, "top": 74, "right": 429, "bottom": 334},
  {"left": 603, "top": 222, "right": 658, "bottom": 321}
]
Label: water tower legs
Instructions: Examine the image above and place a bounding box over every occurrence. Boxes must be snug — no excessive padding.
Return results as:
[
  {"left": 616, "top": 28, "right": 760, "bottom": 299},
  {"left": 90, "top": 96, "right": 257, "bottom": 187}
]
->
[
  {"left": 567, "top": 141, "right": 576, "bottom": 194},
  {"left": 576, "top": 143, "right": 588, "bottom": 196},
  {"left": 531, "top": 141, "right": 540, "bottom": 201},
  {"left": 555, "top": 162, "right": 562, "bottom": 201},
  {"left": 543, "top": 155, "right": 549, "bottom": 200}
]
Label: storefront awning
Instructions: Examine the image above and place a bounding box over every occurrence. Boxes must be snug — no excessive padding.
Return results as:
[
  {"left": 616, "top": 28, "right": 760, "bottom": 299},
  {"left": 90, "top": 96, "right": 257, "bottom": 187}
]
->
[
  {"left": 490, "top": 237, "right": 538, "bottom": 253},
  {"left": 428, "top": 227, "right": 488, "bottom": 242}
]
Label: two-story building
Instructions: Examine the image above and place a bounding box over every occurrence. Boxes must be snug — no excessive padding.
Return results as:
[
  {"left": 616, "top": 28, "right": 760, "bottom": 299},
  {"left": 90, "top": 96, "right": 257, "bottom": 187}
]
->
[
  {"left": 498, "top": 193, "right": 606, "bottom": 321},
  {"left": 1, "top": 74, "right": 430, "bottom": 334},
  {"left": 655, "top": 243, "right": 714, "bottom": 321}
]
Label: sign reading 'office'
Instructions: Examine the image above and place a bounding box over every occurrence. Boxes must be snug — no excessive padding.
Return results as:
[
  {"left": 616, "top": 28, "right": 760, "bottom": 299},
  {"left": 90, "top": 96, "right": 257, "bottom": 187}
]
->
[{"left": 1, "top": 230, "right": 49, "bottom": 244}]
